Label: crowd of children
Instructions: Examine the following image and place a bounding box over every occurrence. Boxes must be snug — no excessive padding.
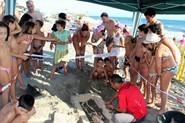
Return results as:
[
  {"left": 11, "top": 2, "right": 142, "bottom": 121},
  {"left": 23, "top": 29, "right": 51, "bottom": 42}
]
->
[{"left": 0, "top": 1, "right": 184, "bottom": 122}]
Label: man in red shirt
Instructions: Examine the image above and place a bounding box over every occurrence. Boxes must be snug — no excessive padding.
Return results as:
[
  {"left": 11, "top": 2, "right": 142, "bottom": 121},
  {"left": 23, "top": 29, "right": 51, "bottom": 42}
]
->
[{"left": 106, "top": 74, "right": 147, "bottom": 123}]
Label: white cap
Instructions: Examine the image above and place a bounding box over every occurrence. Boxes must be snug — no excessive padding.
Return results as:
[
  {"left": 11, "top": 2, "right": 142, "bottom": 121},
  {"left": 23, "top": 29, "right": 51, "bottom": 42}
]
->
[{"left": 143, "top": 32, "right": 161, "bottom": 44}]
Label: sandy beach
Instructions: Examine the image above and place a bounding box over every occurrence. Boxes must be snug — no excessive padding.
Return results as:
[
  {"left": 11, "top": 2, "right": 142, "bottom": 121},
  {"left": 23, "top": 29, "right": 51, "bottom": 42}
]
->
[{"left": 10, "top": 40, "right": 184, "bottom": 123}]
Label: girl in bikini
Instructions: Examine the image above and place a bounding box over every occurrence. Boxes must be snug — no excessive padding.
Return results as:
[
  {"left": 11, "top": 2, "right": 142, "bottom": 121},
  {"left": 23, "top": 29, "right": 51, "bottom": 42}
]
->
[
  {"left": 0, "top": 22, "right": 24, "bottom": 106},
  {"left": 90, "top": 24, "right": 105, "bottom": 65},
  {"left": 0, "top": 22, "right": 12, "bottom": 106},
  {"left": 2, "top": 15, "right": 28, "bottom": 101},
  {"left": 142, "top": 24, "right": 178, "bottom": 113},
  {"left": 16, "top": 21, "right": 57, "bottom": 78},
  {"left": 72, "top": 24, "right": 90, "bottom": 71}
]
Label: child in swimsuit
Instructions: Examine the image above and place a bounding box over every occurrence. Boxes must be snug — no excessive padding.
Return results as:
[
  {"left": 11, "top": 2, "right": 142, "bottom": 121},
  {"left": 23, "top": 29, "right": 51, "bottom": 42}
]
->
[
  {"left": 90, "top": 58, "right": 108, "bottom": 81},
  {"left": 49, "top": 20, "right": 71, "bottom": 79},
  {"left": 90, "top": 24, "right": 105, "bottom": 65},
  {"left": 129, "top": 24, "right": 148, "bottom": 85},
  {"left": 0, "top": 95, "right": 36, "bottom": 123},
  {"left": 104, "top": 57, "right": 114, "bottom": 79},
  {"left": 2, "top": 15, "right": 28, "bottom": 100},
  {"left": 0, "top": 22, "right": 14, "bottom": 106},
  {"left": 16, "top": 21, "right": 57, "bottom": 77},
  {"left": 124, "top": 36, "right": 136, "bottom": 80},
  {"left": 110, "top": 24, "right": 125, "bottom": 70},
  {"left": 142, "top": 24, "right": 178, "bottom": 113},
  {"left": 145, "top": 51, "right": 158, "bottom": 104},
  {"left": 31, "top": 20, "right": 45, "bottom": 73}
]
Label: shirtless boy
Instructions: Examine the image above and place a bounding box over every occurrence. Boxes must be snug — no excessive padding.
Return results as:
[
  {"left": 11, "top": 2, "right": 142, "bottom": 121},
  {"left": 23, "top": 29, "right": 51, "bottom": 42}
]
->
[
  {"left": 90, "top": 58, "right": 108, "bottom": 80},
  {"left": 31, "top": 20, "right": 45, "bottom": 73},
  {"left": 100, "top": 12, "right": 115, "bottom": 52},
  {"left": 104, "top": 57, "right": 114, "bottom": 78}
]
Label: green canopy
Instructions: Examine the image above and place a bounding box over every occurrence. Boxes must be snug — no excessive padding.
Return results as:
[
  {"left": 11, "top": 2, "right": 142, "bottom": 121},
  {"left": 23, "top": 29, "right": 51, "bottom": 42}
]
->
[{"left": 78, "top": 0, "right": 185, "bottom": 14}]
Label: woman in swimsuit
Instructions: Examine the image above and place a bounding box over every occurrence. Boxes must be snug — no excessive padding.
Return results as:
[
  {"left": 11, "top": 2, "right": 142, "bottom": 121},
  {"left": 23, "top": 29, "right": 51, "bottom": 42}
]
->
[
  {"left": 72, "top": 24, "right": 90, "bottom": 71},
  {"left": 2, "top": 15, "right": 28, "bottom": 101},
  {"left": 142, "top": 24, "right": 178, "bottom": 113}
]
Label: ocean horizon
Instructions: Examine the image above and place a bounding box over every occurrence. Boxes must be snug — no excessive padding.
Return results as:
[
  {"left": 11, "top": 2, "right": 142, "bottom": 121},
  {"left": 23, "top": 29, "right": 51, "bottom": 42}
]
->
[{"left": 90, "top": 16, "right": 185, "bottom": 34}]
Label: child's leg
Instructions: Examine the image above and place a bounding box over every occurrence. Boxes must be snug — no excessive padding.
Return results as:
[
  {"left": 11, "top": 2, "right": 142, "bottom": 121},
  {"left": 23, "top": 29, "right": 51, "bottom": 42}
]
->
[
  {"left": 80, "top": 46, "right": 86, "bottom": 70},
  {"left": 63, "top": 61, "right": 68, "bottom": 75},
  {"left": 38, "top": 59, "right": 43, "bottom": 72},
  {"left": 49, "top": 64, "right": 58, "bottom": 79},
  {"left": 31, "top": 58, "right": 37, "bottom": 73},
  {"left": 1, "top": 87, "right": 9, "bottom": 107},
  {"left": 11, "top": 60, "right": 19, "bottom": 101},
  {"left": 10, "top": 83, "right": 16, "bottom": 101},
  {"left": 146, "top": 81, "right": 151, "bottom": 103},
  {"left": 150, "top": 76, "right": 158, "bottom": 103},
  {"left": 23, "top": 59, "right": 31, "bottom": 77}
]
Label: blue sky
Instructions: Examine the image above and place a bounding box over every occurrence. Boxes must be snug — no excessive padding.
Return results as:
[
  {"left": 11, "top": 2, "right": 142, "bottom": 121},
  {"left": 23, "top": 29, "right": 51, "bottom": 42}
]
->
[{"left": 17, "top": 0, "right": 185, "bottom": 20}]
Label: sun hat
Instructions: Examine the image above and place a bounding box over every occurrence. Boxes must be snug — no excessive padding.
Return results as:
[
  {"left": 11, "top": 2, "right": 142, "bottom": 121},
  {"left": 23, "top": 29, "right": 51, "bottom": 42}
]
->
[{"left": 143, "top": 32, "right": 161, "bottom": 44}]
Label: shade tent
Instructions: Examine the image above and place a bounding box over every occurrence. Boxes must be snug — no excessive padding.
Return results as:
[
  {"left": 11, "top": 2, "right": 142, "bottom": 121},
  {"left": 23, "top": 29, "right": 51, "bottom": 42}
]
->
[
  {"left": 78, "top": 0, "right": 185, "bottom": 14},
  {"left": 5, "top": 0, "right": 16, "bottom": 15},
  {"left": 4, "top": 0, "right": 185, "bottom": 35},
  {"left": 78, "top": 0, "right": 185, "bottom": 35}
]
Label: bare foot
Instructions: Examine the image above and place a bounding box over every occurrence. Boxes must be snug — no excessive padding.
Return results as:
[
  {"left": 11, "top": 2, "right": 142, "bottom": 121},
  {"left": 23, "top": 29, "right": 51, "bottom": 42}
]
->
[{"left": 155, "top": 103, "right": 162, "bottom": 107}]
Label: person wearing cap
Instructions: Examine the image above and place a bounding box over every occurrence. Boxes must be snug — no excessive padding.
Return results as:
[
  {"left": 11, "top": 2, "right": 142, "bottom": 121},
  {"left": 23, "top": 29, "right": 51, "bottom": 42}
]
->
[
  {"left": 110, "top": 23, "right": 125, "bottom": 69},
  {"left": 144, "top": 8, "right": 181, "bottom": 64},
  {"left": 26, "top": 0, "right": 43, "bottom": 21},
  {"left": 142, "top": 24, "right": 178, "bottom": 113},
  {"left": 100, "top": 12, "right": 115, "bottom": 52},
  {"left": 90, "top": 24, "right": 106, "bottom": 65},
  {"left": 105, "top": 74, "right": 147, "bottom": 123}
]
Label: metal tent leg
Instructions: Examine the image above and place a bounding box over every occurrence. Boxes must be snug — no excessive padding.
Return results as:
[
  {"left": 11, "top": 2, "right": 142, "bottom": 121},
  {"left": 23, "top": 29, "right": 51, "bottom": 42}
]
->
[
  {"left": 132, "top": 11, "right": 142, "bottom": 37},
  {"left": 5, "top": 0, "right": 16, "bottom": 15}
]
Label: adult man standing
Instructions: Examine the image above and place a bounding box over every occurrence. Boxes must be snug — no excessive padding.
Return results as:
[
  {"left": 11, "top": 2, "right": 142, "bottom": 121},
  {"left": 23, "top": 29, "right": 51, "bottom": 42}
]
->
[
  {"left": 106, "top": 74, "right": 147, "bottom": 123},
  {"left": 26, "top": 0, "right": 43, "bottom": 21},
  {"left": 100, "top": 12, "right": 115, "bottom": 52}
]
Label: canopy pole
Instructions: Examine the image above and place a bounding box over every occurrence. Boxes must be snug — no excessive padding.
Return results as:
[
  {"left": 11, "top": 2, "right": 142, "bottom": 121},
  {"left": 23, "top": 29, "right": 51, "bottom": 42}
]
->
[
  {"left": 5, "top": 0, "right": 16, "bottom": 15},
  {"left": 132, "top": 11, "right": 142, "bottom": 37}
]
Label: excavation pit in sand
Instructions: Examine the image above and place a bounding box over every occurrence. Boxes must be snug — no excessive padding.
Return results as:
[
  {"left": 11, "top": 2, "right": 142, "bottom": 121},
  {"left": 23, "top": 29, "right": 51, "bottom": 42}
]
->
[{"left": 71, "top": 93, "right": 113, "bottom": 123}]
